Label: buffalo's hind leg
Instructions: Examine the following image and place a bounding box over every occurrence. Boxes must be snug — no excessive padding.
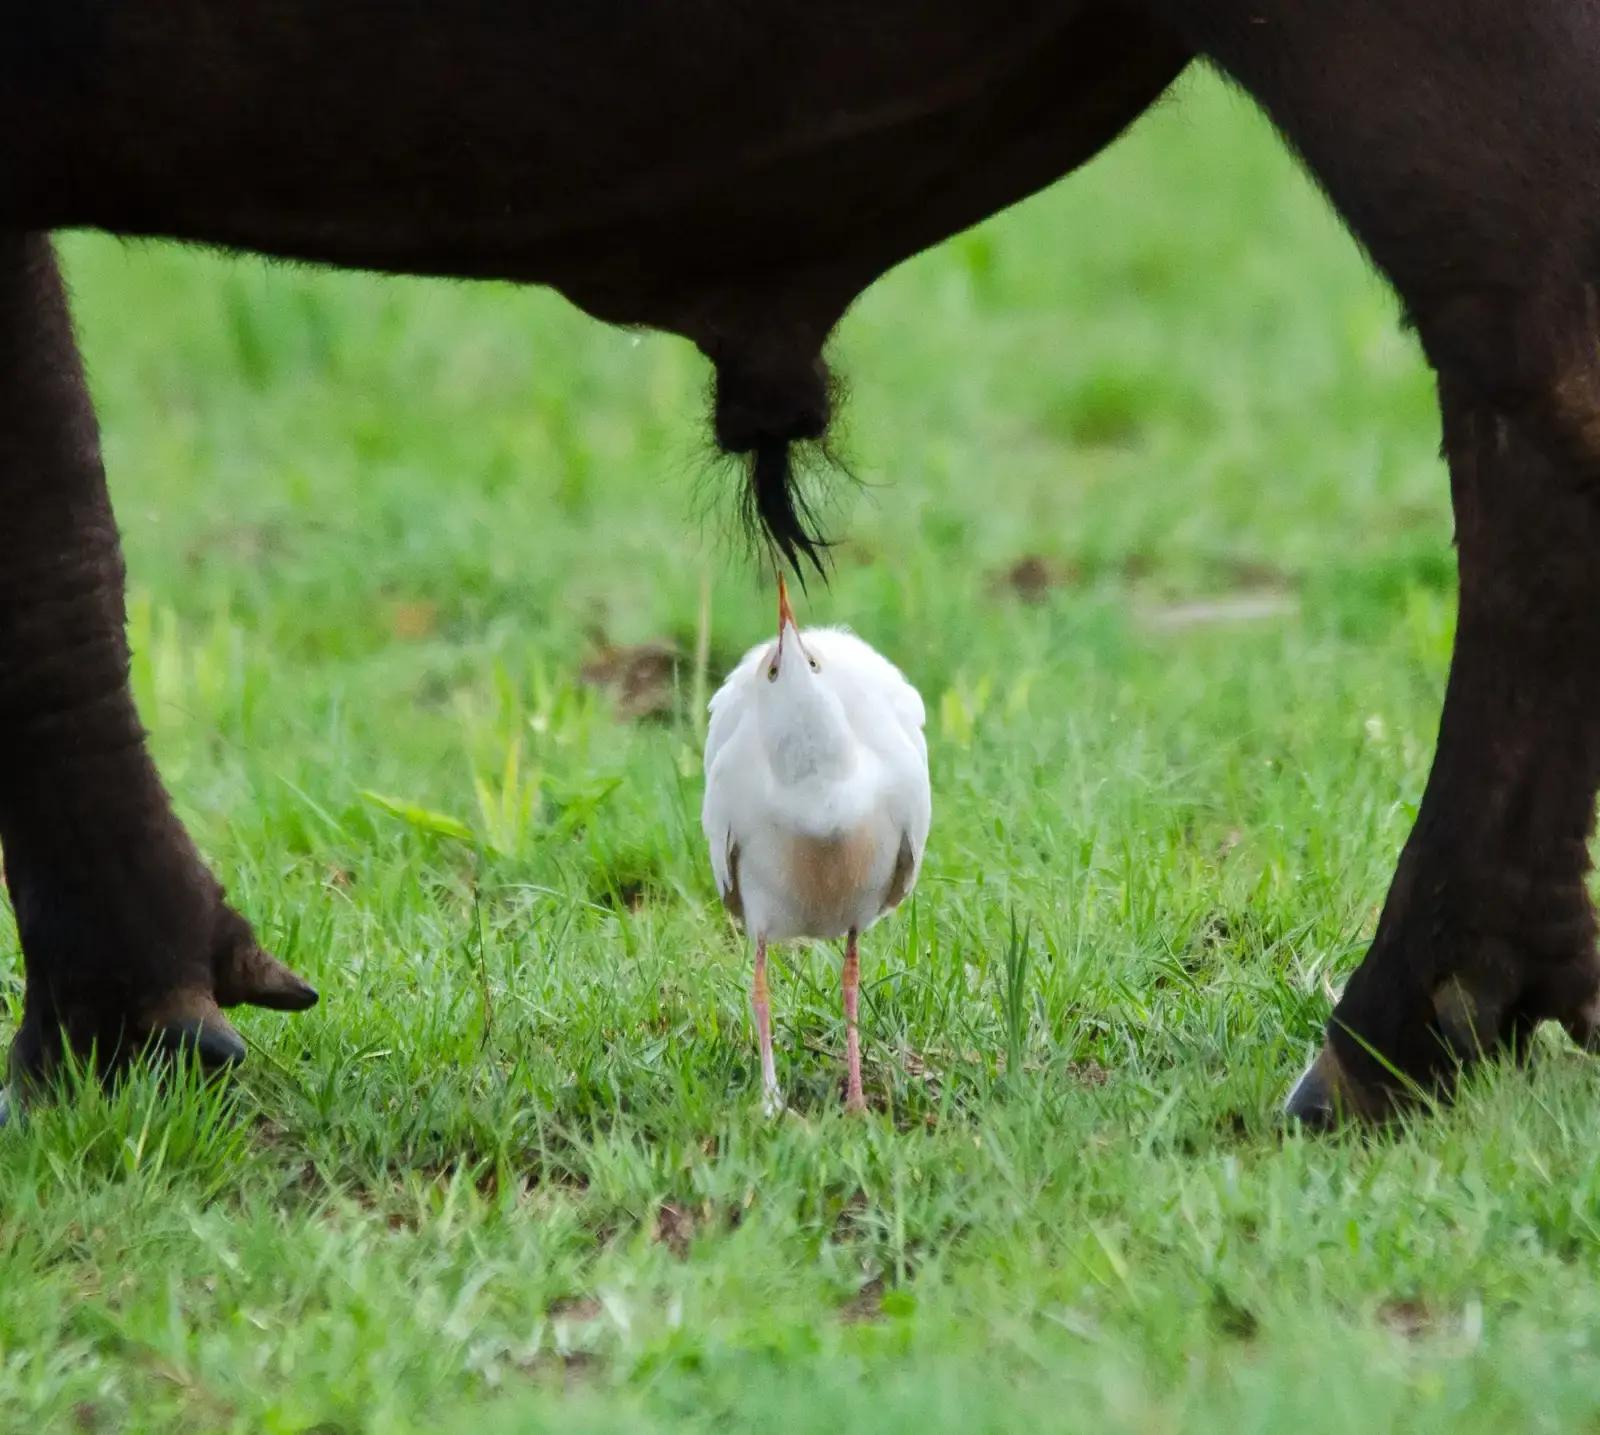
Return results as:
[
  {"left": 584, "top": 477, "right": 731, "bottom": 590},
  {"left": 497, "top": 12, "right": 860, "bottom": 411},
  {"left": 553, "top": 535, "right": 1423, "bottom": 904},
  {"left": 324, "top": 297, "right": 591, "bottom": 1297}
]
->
[
  {"left": 1289, "top": 376, "right": 1600, "bottom": 1122},
  {"left": 0, "top": 231, "right": 315, "bottom": 1118},
  {"left": 1142, "top": 0, "right": 1600, "bottom": 1119}
]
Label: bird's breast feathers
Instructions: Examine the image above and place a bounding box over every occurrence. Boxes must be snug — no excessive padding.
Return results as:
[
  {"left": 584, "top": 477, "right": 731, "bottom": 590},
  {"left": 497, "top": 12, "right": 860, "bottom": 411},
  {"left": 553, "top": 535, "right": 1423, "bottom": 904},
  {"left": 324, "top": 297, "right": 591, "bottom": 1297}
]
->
[
  {"left": 730, "top": 810, "right": 914, "bottom": 941},
  {"left": 787, "top": 822, "right": 884, "bottom": 924}
]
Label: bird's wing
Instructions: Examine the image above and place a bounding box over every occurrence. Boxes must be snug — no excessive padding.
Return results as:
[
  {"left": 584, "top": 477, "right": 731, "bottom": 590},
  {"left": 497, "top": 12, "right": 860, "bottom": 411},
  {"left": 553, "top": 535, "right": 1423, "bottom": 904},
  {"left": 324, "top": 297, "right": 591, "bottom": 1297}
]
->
[
  {"left": 719, "top": 837, "right": 744, "bottom": 920},
  {"left": 703, "top": 650, "right": 769, "bottom": 915},
  {"left": 702, "top": 646, "right": 759, "bottom": 781},
  {"left": 804, "top": 627, "right": 927, "bottom": 758},
  {"left": 881, "top": 829, "right": 918, "bottom": 914},
  {"left": 880, "top": 662, "right": 927, "bottom": 753},
  {"left": 880, "top": 746, "right": 932, "bottom": 908},
  {"left": 878, "top": 675, "right": 932, "bottom": 912},
  {"left": 800, "top": 627, "right": 931, "bottom": 912},
  {"left": 702, "top": 772, "right": 742, "bottom": 914}
]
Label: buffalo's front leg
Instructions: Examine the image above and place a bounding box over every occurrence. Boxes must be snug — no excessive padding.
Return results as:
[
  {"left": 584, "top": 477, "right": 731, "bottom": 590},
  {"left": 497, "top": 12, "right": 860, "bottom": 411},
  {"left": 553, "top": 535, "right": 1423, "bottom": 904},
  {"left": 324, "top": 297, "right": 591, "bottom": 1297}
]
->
[
  {"left": 1291, "top": 382, "right": 1600, "bottom": 1121},
  {"left": 0, "top": 231, "right": 314, "bottom": 1116}
]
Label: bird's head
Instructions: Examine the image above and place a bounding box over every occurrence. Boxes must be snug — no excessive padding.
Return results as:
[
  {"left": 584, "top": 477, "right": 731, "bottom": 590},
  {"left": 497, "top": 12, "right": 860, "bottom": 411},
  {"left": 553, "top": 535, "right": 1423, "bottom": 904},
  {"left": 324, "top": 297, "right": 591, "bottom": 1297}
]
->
[
  {"left": 755, "top": 574, "right": 851, "bottom": 783},
  {"left": 766, "top": 572, "right": 820, "bottom": 689}
]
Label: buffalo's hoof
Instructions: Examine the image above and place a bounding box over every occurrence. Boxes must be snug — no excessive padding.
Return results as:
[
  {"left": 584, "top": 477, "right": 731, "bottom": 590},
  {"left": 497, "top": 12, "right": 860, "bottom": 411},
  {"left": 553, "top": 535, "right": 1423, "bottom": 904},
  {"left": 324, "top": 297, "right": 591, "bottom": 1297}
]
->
[
  {"left": 7, "top": 897, "right": 316, "bottom": 1097},
  {"left": 1283, "top": 1055, "right": 1339, "bottom": 1130},
  {"left": 1286, "top": 948, "right": 1600, "bottom": 1130},
  {"left": 210, "top": 903, "right": 320, "bottom": 1015},
  {"left": 150, "top": 1012, "right": 250, "bottom": 1070},
  {"left": 1284, "top": 1042, "right": 1391, "bottom": 1129},
  {"left": 8, "top": 954, "right": 314, "bottom": 1111},
  {"left": 5, "top": 1002, "right": 255, "bottom": 1120}
]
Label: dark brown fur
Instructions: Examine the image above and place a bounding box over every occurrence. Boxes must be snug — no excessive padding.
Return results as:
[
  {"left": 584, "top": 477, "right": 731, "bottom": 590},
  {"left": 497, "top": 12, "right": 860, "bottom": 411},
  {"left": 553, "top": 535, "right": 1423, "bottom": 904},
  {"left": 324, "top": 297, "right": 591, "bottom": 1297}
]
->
[{"left": 2, "top": 0, "right": 1597, "bottom": 1121}]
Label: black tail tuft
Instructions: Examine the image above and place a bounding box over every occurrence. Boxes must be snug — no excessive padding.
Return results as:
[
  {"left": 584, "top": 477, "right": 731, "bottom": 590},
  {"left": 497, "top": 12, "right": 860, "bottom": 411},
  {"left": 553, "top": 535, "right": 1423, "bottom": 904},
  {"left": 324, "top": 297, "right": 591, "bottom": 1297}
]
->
[
  {"left": 744, "top": 439, "right": 832, "bottom": 582},
  {"left": 711, "top": 343, "right": 842, "bottom": 584}
]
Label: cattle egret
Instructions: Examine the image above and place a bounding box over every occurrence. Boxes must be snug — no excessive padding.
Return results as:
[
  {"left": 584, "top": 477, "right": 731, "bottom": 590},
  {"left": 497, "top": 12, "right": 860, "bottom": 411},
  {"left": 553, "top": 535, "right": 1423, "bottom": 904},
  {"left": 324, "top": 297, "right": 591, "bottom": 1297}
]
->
[{"left": 702, "top": 576, "right": 931, "bottom": 1114}]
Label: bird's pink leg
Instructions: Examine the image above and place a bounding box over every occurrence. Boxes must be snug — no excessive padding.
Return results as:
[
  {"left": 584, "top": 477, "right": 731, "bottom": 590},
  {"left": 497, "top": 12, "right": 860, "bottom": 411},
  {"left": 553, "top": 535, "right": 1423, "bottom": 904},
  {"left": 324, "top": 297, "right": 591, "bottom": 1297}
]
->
[
  {"left": 843, "top": 928, "right": 866, "bottom": 1113},
  {"left": 752, "top": 934, "right": 782, "bottom": 1114}
]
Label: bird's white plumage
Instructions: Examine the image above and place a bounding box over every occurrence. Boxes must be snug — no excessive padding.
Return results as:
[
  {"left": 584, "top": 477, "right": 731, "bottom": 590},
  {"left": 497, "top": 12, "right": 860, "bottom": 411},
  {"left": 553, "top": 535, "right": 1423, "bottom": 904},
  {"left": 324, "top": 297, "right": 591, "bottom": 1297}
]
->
[{"left": 702, "top": 624, "right": 930, "bottom": 943}]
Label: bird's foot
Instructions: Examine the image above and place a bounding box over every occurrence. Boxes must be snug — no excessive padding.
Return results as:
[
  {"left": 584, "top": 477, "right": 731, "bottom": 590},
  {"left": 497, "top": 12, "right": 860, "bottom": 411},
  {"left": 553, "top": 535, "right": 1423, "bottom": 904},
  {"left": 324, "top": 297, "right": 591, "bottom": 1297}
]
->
[{"left": 761, "top": 1085, "right": 787, "bottom": 1120}]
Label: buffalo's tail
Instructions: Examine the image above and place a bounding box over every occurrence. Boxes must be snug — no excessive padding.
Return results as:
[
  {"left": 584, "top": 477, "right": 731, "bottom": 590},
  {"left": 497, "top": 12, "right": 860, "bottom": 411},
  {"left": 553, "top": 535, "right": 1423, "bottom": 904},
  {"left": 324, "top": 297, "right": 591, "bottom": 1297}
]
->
[{"left": 710, "top": 339, "right": 841, "bottom": 582}]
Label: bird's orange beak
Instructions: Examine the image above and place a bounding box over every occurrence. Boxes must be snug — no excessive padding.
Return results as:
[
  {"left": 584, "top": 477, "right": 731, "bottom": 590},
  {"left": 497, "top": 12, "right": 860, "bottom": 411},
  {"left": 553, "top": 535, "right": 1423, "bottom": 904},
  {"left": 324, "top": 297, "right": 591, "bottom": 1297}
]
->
[{"left": 777, "top": 572, "right": 797, "bottom": 637}]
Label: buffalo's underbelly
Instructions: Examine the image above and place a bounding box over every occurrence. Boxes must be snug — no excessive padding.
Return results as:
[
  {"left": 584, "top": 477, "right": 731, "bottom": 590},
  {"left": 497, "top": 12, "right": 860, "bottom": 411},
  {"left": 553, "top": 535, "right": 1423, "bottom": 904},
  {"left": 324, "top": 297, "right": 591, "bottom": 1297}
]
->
[{"left": 8, "top": 0, "right": 1187, "bottom": 340}]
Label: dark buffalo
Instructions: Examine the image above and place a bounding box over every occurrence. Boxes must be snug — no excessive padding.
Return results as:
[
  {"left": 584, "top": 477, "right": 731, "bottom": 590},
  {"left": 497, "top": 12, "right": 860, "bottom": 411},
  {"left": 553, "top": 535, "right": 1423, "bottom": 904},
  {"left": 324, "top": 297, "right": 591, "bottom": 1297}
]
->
[{"left": 4, "top": 1, "right": 1598, "bottom": 1125}]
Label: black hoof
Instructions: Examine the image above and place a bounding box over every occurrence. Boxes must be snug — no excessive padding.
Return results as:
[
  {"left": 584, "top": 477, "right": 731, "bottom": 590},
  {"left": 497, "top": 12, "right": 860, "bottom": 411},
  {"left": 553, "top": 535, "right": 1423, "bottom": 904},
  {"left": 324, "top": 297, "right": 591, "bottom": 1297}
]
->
[
  {"left": 153, "top": 1013, "right": 247, "bottom": 1071},
  {"left": 1283, "top": 1055, "right": 1340, "bottom": 1130},
  {"left": 253, "top": 972, "right": 319, "bottom": 1013},
  {"left": 1283, "top": 1043, "right": 1387, "bottom": 1129},
  {"left": 216, "top": 934, "right": 320, "bottom": 1013}
]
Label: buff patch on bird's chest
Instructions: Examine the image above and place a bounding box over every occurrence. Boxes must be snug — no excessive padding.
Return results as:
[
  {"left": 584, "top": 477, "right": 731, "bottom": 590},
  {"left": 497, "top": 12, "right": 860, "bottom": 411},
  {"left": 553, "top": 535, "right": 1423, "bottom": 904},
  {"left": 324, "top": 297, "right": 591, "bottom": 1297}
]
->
[{"left": 788, "top": 824, "right": 880, "bottom": 923}]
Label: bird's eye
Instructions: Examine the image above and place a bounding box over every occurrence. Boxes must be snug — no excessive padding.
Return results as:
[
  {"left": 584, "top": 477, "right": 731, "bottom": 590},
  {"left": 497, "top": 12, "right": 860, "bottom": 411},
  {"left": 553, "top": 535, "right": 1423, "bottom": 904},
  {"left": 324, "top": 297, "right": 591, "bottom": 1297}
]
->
[
  {"left": 767, "top": 663, "right": 779, "bottom": 682},
  {"left": 808, "top": 656, "right": 820, "bottom": 672}
]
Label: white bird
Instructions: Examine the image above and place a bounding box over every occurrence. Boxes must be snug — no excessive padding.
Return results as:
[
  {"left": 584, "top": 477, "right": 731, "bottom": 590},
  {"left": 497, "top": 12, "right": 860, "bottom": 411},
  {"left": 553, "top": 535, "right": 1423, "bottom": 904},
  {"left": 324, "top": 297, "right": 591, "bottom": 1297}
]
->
[{"left": 702, "top": 575, "right": 931, "bottom": 1114}]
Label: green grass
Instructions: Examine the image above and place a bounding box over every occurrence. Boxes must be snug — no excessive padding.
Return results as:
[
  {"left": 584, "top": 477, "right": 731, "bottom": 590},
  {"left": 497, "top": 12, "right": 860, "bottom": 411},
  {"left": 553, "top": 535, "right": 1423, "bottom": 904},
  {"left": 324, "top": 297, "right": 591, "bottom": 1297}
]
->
[{"left": 4, "top": 73, "right": 1595, "bottom": 1432}]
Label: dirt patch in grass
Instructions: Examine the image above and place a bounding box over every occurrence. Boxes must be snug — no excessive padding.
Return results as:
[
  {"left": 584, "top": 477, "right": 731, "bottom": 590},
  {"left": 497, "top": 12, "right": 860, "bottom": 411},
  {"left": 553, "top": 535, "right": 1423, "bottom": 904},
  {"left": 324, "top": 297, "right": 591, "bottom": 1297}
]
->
[
  {"left": 1378, "top": 1298, "right": 1435, "bottom": 1341},
  {"left": 840, "top": 1277, "right": 886, "bottom": 1325},
  {"left": 991, "top": 555, "right": 1080, "bottom": 604},
  {"left": 580, "top": 639, "right": 681, "bottom": 721},
  {"left": 654, "top": 1202, "right": 697, "bottom": 1258}
]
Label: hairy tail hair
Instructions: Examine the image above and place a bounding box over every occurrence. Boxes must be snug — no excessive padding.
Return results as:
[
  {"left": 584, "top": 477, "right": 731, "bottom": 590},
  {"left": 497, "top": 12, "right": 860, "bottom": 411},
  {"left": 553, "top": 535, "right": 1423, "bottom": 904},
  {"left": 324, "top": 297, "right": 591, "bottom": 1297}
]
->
[{"left": 711, "top": 342, "right": 844, "bottom": 582}]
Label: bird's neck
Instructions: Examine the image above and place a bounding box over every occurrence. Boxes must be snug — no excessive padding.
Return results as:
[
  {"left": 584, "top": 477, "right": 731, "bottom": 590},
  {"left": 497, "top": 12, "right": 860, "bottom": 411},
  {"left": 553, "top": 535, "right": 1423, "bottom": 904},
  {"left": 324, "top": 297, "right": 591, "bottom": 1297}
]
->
[{"left": 761, "top": 680, "right": 855, "bottom": 788}]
